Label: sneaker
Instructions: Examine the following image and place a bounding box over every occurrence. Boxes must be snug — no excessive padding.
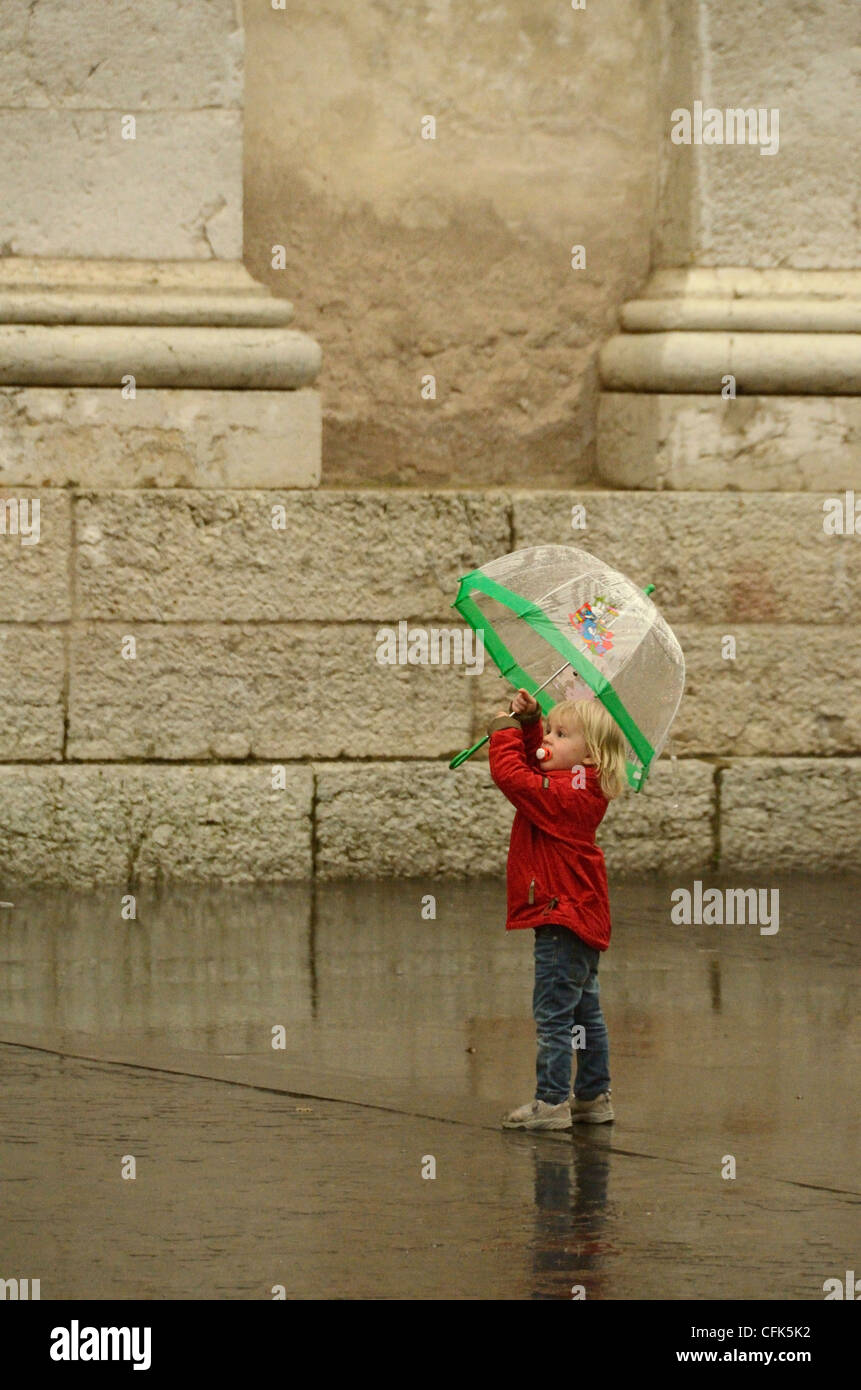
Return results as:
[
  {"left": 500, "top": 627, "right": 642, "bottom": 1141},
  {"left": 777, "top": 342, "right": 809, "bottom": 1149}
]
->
[
  {"left": 570, "top": 1091, "right": 614, "bottom": 1123},
  {"left": 502, "top": 1098, "right": 572, "bottom": 1131}
]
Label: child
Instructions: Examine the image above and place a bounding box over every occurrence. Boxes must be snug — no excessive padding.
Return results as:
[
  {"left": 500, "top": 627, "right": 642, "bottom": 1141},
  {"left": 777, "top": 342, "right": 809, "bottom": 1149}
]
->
[{"left": 486, "top": 687, "right": 627, "bottom": 1131}]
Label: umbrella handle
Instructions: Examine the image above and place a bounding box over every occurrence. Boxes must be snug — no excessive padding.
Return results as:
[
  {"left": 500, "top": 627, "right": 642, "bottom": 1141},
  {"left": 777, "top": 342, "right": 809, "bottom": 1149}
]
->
[{"left": 448, "top": 734, "right": 490, "bottom": 769}]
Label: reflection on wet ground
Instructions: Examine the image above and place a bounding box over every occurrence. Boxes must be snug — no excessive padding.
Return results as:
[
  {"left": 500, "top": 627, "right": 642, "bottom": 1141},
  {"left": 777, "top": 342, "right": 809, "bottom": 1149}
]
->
[{"left": 0, "top": 876, "right": 858, "bottom": 1299}]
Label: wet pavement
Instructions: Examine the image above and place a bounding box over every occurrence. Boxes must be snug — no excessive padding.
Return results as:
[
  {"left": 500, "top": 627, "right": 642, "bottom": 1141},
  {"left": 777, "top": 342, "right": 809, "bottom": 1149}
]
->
[{"left": 0, "top": 876, "right": 858, "bottom": 1299}]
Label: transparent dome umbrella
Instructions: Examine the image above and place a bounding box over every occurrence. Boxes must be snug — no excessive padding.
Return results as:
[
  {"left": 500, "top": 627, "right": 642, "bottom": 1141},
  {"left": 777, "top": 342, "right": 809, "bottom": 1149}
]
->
[{"left": 449, "top": 543, "right": 685, "bottom": 792}]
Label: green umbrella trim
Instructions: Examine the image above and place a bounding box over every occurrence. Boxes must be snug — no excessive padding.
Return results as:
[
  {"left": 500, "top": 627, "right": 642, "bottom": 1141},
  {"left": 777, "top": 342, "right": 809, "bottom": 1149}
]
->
[{"left": 453, "top": 570, "right": 656, "bottom": 789}]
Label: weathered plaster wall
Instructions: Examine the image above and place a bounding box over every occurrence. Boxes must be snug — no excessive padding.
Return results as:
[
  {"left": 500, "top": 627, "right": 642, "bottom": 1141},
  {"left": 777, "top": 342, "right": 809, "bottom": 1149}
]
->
[
  {"left": 1, "top": 486, "right": 857, "bottom": 884},
  {"left": 243, "top": 0, "right": 661, "bottom": 486}
]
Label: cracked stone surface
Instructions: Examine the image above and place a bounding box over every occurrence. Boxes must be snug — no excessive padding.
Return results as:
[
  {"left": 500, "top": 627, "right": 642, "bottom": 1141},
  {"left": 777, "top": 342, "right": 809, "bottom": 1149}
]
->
[
  {"left": 0, "top": 626, "right": 64, "bottom": 760},
  {"left": 0, "top": 388, "right": 321, "bottom": 489},
  {"left": 598, "top": 395, "right": 861, "bottom": 491},
  {"left": 0, "top": 0, "right": 242, "bottom": 108},
  {"left": 721, "top": 760, "right": 861, "bottom": 871},
  {"left": 0, "top": 488, "right": 71, "bottom": 620},
  {"left": 512, "top": 492, "right": 859, "bottom": 624},
  {"left": 65, "top": 622, "right": 474, "bottom": 761},
  {"left": 0, "top": 111, "right": 242, "bottom": 260},
  {"left": 1, "top": 0, "right": 242, "bottom": 259}
]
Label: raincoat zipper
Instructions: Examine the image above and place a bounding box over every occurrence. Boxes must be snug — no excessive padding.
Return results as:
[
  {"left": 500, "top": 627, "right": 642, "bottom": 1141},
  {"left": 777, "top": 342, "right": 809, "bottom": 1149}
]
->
[{"left": 528, "top": 878, "right": 559, "bottom": 915}]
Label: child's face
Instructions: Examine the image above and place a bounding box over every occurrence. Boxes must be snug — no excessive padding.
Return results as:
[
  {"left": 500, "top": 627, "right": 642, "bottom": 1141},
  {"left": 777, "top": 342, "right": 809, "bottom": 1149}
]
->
[{"left": 540, "top": 713, "right": 593, "bottom": 771}]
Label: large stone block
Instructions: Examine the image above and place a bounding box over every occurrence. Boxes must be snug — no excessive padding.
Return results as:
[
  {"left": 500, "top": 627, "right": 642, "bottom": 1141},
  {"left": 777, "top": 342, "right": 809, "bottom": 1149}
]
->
[
  {"left": 0, "top": 627, "right": 64, "bottom": 759},
  {"left": 74, "top": 490, "right": 512, "bottom": 621},
  {"left": 0, "top": 0, "right": 242, "bottom": 108},
  {"left": 313, "top": 758, "right": 714, "bottom": 880},
  {"left": 67, "top": 623, "right": 476, "bottom": 760},
  {"left": 513, "top": 492, "right": 858, "bottom": 624},
  {"left": 671, "top": 627, "right": 859, "bottom": 757},
  {"left": 598, "top": 759, "right": 714, "bottom": 874},
  {"left": 0, "top": 111, "right": 242, "bottom": 260},
  {"left": 314, "top": 762, "right": 514, "bottom": 880},
  {"left": 597, "top": 394, "right": 861, "bottom": 491},
  {"left": 0, "top": 388, "right": 321, "bottom": 489},
  {"left": 656, "top": 1, "right": 857, "bottom": 269},
  {"left": 0, "top": 489, "right": 71, "bottom": 620},
  {"left": 720, "top": 759, "right": 860, "bottom": 870},
  {"left": 0, "top": 766, "right": 312, "bottom": 887}
]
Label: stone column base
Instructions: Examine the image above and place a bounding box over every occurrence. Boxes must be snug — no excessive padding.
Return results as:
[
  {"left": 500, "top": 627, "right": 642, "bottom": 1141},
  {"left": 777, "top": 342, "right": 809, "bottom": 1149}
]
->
[
  {"left": 0, "top": 258, "right": 322, "bottom": 487},
  {"left": 598, "top": 269, "right": 861, "bottom": 489},
  {"left": 598, "top": 393, "right": 860, "bottom": 491}
]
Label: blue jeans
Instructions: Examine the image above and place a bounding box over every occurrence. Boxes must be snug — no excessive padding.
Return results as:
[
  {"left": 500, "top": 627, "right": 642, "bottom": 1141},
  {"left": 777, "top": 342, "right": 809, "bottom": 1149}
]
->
[{"left": 533, "top": 923, "right": 611, "bottom": 1105}]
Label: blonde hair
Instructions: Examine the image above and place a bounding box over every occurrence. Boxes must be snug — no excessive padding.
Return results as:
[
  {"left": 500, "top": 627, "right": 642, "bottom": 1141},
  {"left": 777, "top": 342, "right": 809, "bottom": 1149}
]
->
[{"left": 547, "top": 699, "right": 628, "bottom": 800}]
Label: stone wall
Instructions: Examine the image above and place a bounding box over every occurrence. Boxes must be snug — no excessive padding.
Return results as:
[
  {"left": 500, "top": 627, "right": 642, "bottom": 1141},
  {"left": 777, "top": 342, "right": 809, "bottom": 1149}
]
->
[
  {"left": 1, "top": 486, "right": 857, "bottom": 885},
  {"left": 0, "top": 0, "right": 858, "bottom": 887}
]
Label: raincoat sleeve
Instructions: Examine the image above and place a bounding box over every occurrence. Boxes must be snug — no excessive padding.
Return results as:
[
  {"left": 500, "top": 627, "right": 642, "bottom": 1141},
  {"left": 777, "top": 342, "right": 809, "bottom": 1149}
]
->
[
  {"left": 521, "top": 712, "right": 545, "bottom": 760},
  {"left": 487, "top": 726, "right": 598, "bottom": 836}
]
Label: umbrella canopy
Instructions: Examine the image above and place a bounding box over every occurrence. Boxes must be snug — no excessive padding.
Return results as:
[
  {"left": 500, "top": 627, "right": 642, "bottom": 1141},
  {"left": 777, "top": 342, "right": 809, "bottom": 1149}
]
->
[{"left": 450, "top": 543, "right": 685, "bottom": 790}]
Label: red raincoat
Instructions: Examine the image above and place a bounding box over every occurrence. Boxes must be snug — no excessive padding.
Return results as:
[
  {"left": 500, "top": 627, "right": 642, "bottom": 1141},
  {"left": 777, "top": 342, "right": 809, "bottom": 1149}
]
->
[{"left": 486, "top": 713, "right": 612, "bottom": 950}]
